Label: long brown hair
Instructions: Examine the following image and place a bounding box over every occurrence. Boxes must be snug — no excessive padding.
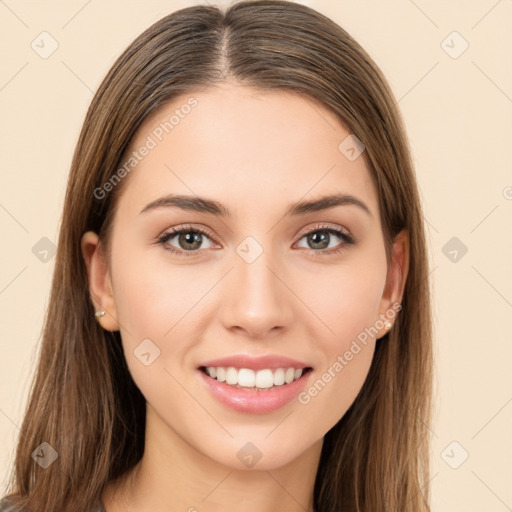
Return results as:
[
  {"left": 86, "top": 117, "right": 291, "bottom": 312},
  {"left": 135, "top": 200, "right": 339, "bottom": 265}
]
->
[{"left": 2, "top": 1, "right": 433, "bottom": 510}]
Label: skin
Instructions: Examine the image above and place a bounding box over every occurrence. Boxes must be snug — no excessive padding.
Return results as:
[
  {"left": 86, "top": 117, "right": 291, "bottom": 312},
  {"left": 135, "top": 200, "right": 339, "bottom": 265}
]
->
[{"left": 82, "top": 81, "right": 408, "bottom": 512}]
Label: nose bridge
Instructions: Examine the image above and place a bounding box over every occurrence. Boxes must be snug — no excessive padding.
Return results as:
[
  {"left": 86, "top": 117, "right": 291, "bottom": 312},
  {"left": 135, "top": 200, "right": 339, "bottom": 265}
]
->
[{"left": 221, "top": 235, "right": 293, "bottom": 336}]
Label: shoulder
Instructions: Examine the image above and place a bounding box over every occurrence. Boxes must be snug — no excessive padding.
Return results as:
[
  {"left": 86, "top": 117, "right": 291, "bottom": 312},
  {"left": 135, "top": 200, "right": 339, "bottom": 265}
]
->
[
  {"left": 0, "top": 496, "right": 106, "bottom": 512},
  {"left": 0, "top": 495, "right": 17, "bottom": 511}
]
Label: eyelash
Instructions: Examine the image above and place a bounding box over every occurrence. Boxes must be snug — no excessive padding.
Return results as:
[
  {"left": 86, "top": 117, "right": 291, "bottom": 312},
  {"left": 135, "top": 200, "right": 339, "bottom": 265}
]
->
[{"left": 155, "top": 223, "right": 355, "bottom": 258}]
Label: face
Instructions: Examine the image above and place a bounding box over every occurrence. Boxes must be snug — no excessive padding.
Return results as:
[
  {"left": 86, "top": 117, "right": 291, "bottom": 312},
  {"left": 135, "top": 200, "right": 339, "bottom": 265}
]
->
[{"left": 83, "top": 82, "right": 407, "bottom": 471}]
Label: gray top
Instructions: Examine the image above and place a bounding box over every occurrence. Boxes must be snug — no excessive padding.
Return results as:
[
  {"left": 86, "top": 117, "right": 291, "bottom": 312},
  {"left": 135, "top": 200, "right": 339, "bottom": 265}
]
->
[
  {"left": 0, "top": 497, "right": 14, "bottom": 512},
  {"left": 0, "top": 496, "right": 106, "bottom": 511},
  {"left": 94, "top": 501, "right": 106, "bottom": 512}
]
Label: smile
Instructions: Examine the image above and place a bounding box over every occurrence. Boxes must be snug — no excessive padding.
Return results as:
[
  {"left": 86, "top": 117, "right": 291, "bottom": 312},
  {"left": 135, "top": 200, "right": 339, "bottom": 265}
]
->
[
  {"left": 200, "top": 366, "right": 312, "bottom": 390},
  {"left": 197, "top": 365, "right": 314, "bottom": 414}
]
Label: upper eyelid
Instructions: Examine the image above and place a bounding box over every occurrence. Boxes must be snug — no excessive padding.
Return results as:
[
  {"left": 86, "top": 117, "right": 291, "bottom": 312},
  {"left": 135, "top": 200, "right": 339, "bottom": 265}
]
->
[
  {"left": 163, "top": 224, "right": 217, "bottom": 242},
  {"left": 296, "top": 223, "right": 351, "bottom": 238}
]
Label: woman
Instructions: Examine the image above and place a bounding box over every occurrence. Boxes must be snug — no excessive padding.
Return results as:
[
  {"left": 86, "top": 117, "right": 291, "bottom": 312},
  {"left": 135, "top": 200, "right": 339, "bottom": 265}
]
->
[{"left": 1, "top": 1, "right": 433, "bottom": 511}]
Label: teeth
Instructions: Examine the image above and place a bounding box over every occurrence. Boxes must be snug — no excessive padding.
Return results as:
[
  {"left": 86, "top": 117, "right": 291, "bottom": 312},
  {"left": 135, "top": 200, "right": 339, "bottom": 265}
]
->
[
  {"left": 273, "top": 368, "right": 285, "bottom": 385},
  {"left": 255, "top": 369, "right": 274, "bottom": 388},
  {"left": 215, "top": 367, "right": 225, "bottom": 382},
  {"left": 238, "top": 368, "right": 256, "bottom": 387},
  {"left": 225, "top": 367, "right": 238, "bottom": 385},
  {"left": 204, "top": 366, "right": 306, "bottom": 389}
]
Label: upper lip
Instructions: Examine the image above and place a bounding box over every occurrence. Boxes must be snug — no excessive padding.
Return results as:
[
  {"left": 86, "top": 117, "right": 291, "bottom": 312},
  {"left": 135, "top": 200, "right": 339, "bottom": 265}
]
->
[{"left": 198, "top": 354, "right": 313, "bottom": 371}]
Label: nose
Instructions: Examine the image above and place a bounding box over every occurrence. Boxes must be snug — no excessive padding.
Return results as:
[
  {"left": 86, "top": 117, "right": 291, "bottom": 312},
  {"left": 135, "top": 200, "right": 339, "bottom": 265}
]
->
[{"left": 220, "top": 245, "right": 294, "bottom": 339}]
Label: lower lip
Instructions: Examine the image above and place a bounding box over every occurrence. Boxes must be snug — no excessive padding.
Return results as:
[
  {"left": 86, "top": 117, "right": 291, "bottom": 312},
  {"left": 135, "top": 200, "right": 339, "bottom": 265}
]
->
[{"left": 198, "top": 368, "right": 313, "bottom": 414}]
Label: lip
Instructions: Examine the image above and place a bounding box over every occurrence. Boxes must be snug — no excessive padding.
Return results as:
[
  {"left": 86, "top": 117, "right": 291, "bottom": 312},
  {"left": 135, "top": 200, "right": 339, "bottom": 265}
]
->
[
  {"left": 197, "top": 366, "right": 314, "bottom": 414},
  {"left": 198, "top": 354, "right": 312, "bottom": 371}
]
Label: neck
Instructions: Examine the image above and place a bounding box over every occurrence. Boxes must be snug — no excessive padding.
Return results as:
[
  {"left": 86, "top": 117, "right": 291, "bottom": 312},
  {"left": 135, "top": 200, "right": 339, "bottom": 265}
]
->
[{"left": 102, "top": 405, "right": 322, "bottom": 512}]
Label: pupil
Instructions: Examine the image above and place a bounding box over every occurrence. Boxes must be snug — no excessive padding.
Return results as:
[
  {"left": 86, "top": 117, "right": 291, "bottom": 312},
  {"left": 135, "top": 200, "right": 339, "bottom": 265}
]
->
[
  {"left": 181, "top": 232, "right": 201, "bottom": 250},
  {"left": 310, "top": 231, "right": 328, "bottom": 249}
]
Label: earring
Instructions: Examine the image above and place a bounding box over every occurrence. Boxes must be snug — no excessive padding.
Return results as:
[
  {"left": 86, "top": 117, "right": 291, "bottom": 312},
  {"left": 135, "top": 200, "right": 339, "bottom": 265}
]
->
[
  {"left": 95, "top": 310, "right": 106, "bottom": 319},
  {"left": 383, "top": 320, "right": 392, "bottom": 331}
]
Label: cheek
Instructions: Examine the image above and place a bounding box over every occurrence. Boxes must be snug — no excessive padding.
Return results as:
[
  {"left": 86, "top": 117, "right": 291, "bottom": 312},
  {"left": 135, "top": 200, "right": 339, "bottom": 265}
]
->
[
  {"left": 110, "top": 243, "right": 209, "bottom": 338},
  {"left": 294, "top": 303, "right": 381, "bottom": 438},
  {"left": 293, "top": 259, "right": 385, "bottom": 412},
  {"left": 109, "top": 258, "right": 198, "bottom": 406},
  {"left": 109, "top": 247, "right": 217, "bottom": 393},
  {"left": 295, "top": 257, "right": 386, "bottom": 346}
]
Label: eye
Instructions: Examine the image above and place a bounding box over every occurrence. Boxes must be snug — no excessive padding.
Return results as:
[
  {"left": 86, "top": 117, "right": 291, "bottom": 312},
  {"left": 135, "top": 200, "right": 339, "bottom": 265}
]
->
[
  {"left": 295, "top": 224, "right": 355, "bottom": 255},
  {"left": 156, "top": 223, "right": 355, "bottom": 257},
  {"left": 156, "top": 225, "right": 217, "bottom": 256}
]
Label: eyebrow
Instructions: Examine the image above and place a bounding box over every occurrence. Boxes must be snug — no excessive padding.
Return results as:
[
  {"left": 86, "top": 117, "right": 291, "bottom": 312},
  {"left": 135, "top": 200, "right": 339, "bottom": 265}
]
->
[{"left": 139, "top": 193, "right": 372, "bottom": 218}]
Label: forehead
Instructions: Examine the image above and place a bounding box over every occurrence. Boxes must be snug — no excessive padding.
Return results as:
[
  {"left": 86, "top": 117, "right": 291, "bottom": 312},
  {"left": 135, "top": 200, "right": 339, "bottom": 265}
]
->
[{"left": 116, "top": 82, "right": 379, "bottom": 220}]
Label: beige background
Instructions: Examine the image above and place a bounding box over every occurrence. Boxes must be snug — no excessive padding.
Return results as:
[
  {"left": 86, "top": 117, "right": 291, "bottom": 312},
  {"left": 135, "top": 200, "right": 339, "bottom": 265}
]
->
[{"left": 1, "top": 1, "right": 511, "bottom": 510}]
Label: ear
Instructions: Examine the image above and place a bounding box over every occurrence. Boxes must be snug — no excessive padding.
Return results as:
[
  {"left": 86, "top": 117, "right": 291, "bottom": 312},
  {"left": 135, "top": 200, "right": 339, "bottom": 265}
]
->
[
  {"left": 376, "top": 228, "right": 409, "bottom": 338},
  {"left": 81, "top": 231, "right": 120, "bottom": 331}
]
